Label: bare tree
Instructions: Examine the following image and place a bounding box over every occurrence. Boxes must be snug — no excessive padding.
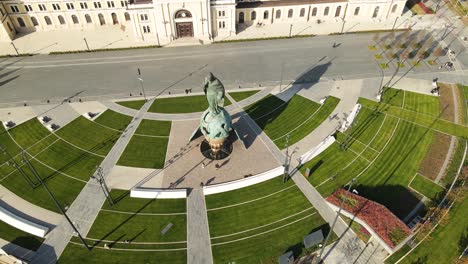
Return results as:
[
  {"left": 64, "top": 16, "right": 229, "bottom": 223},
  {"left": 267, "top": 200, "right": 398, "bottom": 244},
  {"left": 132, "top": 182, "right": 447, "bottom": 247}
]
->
[
  {"left": 372, "top": 32, "right": 380, "bottom": 44},
  {"left": 432, "top": 46, "right": 443, "bottom": 62}
]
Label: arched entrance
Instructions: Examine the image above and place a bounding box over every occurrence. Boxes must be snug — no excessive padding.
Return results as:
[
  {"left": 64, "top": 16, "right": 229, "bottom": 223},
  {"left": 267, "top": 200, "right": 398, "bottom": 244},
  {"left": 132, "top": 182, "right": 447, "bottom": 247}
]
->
[{"left": 174, "top": 9, "right": 193, "bottom": 38}]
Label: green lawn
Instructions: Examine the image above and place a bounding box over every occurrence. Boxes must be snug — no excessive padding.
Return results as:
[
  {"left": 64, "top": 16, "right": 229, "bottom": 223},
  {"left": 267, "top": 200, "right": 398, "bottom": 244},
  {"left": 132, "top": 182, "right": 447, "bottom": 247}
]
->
[
  {"left": 148, "top": 95, "right": 232, "bottom": 114},
  {"left": 116, "top": 100, "right": 146, "bottom": 110},
  {"left": 94, "top": 110, "right": 133, "bottom": 131},
  {"left": 300, "top": 104, "right": 438, "bottom": 219},
  {"left": 117, "top": 135, "right": 168, "bottom": 168},
  {"left": 0, "top": 220, "right": 44, "bottom": 251},
  {"left": 409, "top": 174, "right": 445, "bottom": 200},
  {"left": 206, "top": 177, "right": 331, "bottom": 263},
  {"left": 59, "top": 242, "right": 186, "bottom": 264},
  {"left": 245, "top": 95, "right": 339, "bottom": 148},
  {"left": 383, "top": 88, "right": 440, "bottom": 117},
  {"left": 459, "top": 84, "right": 468, "bottom": 125},
  {"left": 393, "top": 196, "right": 468, "bottom": 264},
  {"left": 85, "top": 190, "right": 186, "bottom": 245},
  {"left": 0, "top": 118, "right": 105, "bottom": 212},
  {"left": 56, "top": 117, "right": 121, "bottom": 156},
  {"left": 228, "top": 90, "right": 260, "bottom": 102},
  {"left": 359, "top": 98, "right": 468, "bottom": 138},
  {"left": 135, "top": 120, "right": 171, "bottom": 137}
]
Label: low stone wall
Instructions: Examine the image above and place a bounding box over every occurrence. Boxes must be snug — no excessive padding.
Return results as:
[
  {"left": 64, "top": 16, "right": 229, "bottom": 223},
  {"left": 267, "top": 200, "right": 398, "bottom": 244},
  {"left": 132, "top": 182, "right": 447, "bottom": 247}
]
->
[
  {"left": 203, "top": 166, "right": 284, "bottom": 195},
  {"left": 0, "top": 206, "right": 49, "bottom": 238},
  {"left": 299, "top": 135, "right": 336, "bottom": 164},
  {"left": 130, "top": 188, "right": 187, "bottom": 199}
]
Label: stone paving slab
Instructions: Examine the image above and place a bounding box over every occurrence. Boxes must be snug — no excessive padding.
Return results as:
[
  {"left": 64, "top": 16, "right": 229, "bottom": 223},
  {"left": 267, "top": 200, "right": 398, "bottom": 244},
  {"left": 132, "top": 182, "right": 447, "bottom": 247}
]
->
[
  {"left": 31, "top": 103, "right": 80, "bottom": 129},
  {"left": 68, "top": 101, "right": 108, "bottom": 117},
  {"left": 161, "top": 117, "right": 279, "bottom": 188},
  {"left": 0, "top": 237, "right": 36, "bottom": 262},
  {"left": 0, "top": 106, "right": 36, "bottom": 127},
  {"left": 106, "top": 165, "right": 159, "bottom": 189}
]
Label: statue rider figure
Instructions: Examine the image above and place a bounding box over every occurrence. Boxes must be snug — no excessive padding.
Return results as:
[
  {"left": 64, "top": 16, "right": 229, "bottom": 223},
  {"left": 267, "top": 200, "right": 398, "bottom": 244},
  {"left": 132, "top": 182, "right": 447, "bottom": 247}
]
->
[{"left": 203, "top": 72, "right": 225, "bottom": 115}]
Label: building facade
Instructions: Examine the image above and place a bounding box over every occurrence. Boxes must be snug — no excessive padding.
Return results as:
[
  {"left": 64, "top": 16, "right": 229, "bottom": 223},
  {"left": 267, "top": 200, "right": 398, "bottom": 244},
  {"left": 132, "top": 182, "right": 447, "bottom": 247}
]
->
[{"left": 0, "top": 0, "right": 406, "bottom": 45}]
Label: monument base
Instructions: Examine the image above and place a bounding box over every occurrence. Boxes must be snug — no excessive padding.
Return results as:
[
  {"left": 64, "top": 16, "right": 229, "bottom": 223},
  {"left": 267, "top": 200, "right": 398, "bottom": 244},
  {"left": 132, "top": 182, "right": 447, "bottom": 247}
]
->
[{"left": 200, "top": 138, "right": 233, "bottom": 160}]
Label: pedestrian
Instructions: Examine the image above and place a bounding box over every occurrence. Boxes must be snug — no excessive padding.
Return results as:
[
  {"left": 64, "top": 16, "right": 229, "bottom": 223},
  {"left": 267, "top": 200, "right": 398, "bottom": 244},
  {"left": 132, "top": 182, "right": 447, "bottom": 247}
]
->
[
  {"left": 201, "top": 162, "right": 205, "bottom": 169},
  {"left": 104, "top": 243, "right": 109, "bottom": 249}
]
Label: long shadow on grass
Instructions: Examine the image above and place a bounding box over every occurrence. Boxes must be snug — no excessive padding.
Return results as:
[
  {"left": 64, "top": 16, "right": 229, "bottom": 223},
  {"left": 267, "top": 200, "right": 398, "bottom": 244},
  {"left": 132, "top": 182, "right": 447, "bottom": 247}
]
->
[
  {"left": 234, "top": 61, "right": 332, "bottom": 148},
  {"left": 92, "top": 199, "right": 154, "bottom": 248},
  {"left": 283, "top": 223, "right": 331, "bottom": 260}
]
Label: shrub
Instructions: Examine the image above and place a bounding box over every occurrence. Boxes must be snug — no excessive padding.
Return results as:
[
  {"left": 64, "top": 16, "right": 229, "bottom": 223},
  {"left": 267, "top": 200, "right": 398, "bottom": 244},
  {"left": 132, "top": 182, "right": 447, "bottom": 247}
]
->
[{"left": 389, "top": 226, "right": 407, "bottom": 245}]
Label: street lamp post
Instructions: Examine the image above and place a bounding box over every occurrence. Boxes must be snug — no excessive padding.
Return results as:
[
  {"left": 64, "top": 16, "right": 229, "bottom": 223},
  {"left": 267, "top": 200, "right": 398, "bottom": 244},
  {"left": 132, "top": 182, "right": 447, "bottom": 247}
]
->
[
  {"left": 137, "top": 68, "right": 147, "bottom": 101},
  {"left": 83, "top": 37, "right": 90, "bottom": 51},
  {"left": 21, "top": 150, "right": 90, "bottom": 250},
  {"left": 283, "top": 134, "right": 290, "bottom": 183},
  {"left": 315, "top": 178, "right": 357, "bottom": 264},
  {"left": 392, "top": 16, "right": 399, "bottom": 30},
  {"left": 10, "top": 42, "right": 19, "bottom": 56},
  {"left": 91, "top": 166, "right": 114, "bottom": 206}
]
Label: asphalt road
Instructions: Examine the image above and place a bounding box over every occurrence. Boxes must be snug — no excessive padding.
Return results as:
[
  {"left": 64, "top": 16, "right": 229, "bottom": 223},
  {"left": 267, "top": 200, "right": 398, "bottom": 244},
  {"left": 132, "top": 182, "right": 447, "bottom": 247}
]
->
[{"left": 0, "top": 32, "right": 465, "bottom": 105}]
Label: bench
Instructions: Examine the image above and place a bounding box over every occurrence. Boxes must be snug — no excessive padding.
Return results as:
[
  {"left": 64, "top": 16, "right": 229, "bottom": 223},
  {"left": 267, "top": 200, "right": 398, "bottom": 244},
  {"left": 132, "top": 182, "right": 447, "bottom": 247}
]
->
[{"left": 0, "top": 206, "right": 49, "bottom": 238}]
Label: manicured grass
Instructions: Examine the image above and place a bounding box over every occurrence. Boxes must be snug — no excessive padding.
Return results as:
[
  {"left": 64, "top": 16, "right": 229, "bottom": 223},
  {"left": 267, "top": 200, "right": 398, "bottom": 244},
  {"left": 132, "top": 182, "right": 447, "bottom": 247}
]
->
[
  {"left": 206, "top": 177, "right": 331, "bottom": 262},
  {"left": 135, "top": 119, "right": 171, "bottom": 137},
  {"left": 228, "top": 90, "right": 260, "bottom": 102},
  {"left": 0, "top": 220, "right": 44, "bottom": 251},
  {"left": 94, "top": 110, "right": 133, "bottom": 131},
  {"left": 245, "top": 94, "right": 339, "bottom": 148},
  {"left": 56, "top": 116, "right": 121, "bottom": 156},
  {"left": 148, "top": 95, "right": 232, "bottom": 114},
  {"left": 117, "top": 135, "right": 168, "bottom": 169},
  {"left": 440, "top": 139, "right": 466, "bottom": 187},
  {"left": 384, "top": 244, "right": 412, "bottom": 263},
  {"left": 382, "top": 87, "right": 404, "bottom": 107},
  {"left": 459, "top": 84, "right": 468, "bottom": 125},
  {"left": 59, "top": 243, "right": 186, "bottom": 264},
  {"left": 383, "top": 88, "right": 441, "bottom": 117},
  {"left": 116, "top": 100, "right": 146, "bottom": 110},
  {"left": 359, "top": 98, "right": 468, "bottom": 138},
  {"left": 396, "top": 196, "right": 468, "bottom": 264},
  {"left": 86, "top": 191, "right": 186, "bottom": 244},
  {"left": 8, "top": 118, "right": 51, "bottom": 148},
  {"left": 301, "top": 106, "right": 438, "bottom": 219},
  {"left": 0, "top": 125, "right": 22, "bottom": 164},
  {"left": 409, "top": 174, "right": 445, "bottom": 200}
]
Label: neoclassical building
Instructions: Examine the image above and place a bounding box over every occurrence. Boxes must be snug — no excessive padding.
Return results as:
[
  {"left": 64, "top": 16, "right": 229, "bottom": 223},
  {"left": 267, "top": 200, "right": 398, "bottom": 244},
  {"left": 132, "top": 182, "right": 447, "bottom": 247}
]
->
[{"left": 0, "top": 0, "right": 406, "bottom": 45}]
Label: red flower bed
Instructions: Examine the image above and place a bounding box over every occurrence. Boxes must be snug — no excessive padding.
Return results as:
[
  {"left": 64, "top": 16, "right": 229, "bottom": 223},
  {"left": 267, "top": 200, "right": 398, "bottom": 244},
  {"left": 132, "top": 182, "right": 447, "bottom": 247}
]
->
[
  {"left": 417, "top": 2, "right": 434, "bottom": 14},
  {"left": 326, "top": 189, "right": 412, "bottom": 248}
]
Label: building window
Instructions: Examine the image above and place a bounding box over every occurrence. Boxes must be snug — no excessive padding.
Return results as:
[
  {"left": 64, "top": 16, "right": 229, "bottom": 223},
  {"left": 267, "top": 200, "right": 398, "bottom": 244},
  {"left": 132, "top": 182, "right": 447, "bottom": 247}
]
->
[
  {"left": 288, "top": 9, "right": 293, "bottom": 18},
  {"left": 324, "top": 7, "right": 329, "bottom": 16},
  {"left": 335, "top": 6, "right": 341, "bottom": 17},
  {"left": 98, "top": 13, "right": 105, "bottom": 25},
  {"left": 107, "top": 1, "right": 115, "bottom": 8},
  {"left": 45, "top": 16, "right": 52, "bottom": 25},
  {"left": 312, "top": 7, "right": 317, "bottom": 16},
  {"left": 300, "top": 8, "right": 305, "bottom": 17},
  {"left": 391, "top": 4, "right": 398, "bottom": 13},
  {"left": 25, "top": 5, "right": 33, "bottom": 12},
  {"left": 10, "top": 6, "right": 19, "bottom": 13},
  {"left": 72, "top": 15, "right": 79, "bottom": 24},
  {"left": 85, "top": 14, "right": 92, "bottom": 23},
  {"left": 373, "top": 6, "right": 379, "bottom": 18},
  {"left": 94, "top": 2, "right": 102, "bottom": 8},
  {"left": 218, "top": 11, "right": 226, "bottom": 17},
  {"left": 17, "top": 17, "right": 26, "bottom": 27},
  {"left": 143, "top": 25, "right": 150, "bottom": 33},
  {"left": 80, "top": 2, "right": 88, "bottom": 9},
  {"left": 31, "top": 16, "right": 39, "bottom": 26},
  {"left": 354, "top": 7, "right": 360, "bottom": 16},
  {"left": 251, "top": 11, "right": 256, "bottom": 20},
  {"left": 58, "top": 15, "right": 66, "bottom": 24},
  {"left": 66, "top": 3, "right": 75, "bottom": 9},
  {"left": 125, "top": 12, "right": 130, "bottom": 21},
  {"left": 140, "top": 14, "right": 148, "bottom": 21},
  {"left": 39, "top": 4, "right": 47, "bottom": 11},
  {"left": 112, "top": 13, "right": 118, "bottom": 24},
  {"left": 52, "top": 4, "right": 61, "bottom": 10},
  {"left": 275, "top": 9, "right": 281, "bottom": 19},
  {"left": 218, "top": 21, "right": 225, "bottom": 28},
  {"left": 121, "top": 1, "right": 127, "bottom": 7},
  {"left": 263, "top": 10, "right": 268, "bottom": 19},
  {"left": 238, "top": 12, "right": 244, "bottom": 23},
  {"left": 7, "top": 21, "right": 13, "bottom": 31}
]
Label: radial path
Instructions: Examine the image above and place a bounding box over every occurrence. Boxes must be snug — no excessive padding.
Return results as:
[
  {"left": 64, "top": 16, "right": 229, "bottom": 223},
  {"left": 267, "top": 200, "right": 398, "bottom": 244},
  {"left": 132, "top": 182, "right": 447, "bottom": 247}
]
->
[{"left": 31, "top": 98, "right": 155, "bottom": 264}]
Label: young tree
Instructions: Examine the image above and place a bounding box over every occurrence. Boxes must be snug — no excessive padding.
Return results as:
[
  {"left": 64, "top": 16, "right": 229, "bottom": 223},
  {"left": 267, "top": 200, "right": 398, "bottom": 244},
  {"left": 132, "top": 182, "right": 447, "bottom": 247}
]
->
[{"left": 432, "top": 46, "right": 444, "bottom": 61}]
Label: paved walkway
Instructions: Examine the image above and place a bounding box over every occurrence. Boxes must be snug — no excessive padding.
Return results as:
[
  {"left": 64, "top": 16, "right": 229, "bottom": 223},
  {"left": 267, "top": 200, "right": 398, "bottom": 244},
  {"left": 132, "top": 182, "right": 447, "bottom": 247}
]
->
[
  {"left": 31, "top": 98, "right": 154, "bottom": 264},
  {"left": 0, "top": 238, "right": 36, "bottom": 262},
  {"left": 187, "top": 188, "right": 213, "bottom": 264}
]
